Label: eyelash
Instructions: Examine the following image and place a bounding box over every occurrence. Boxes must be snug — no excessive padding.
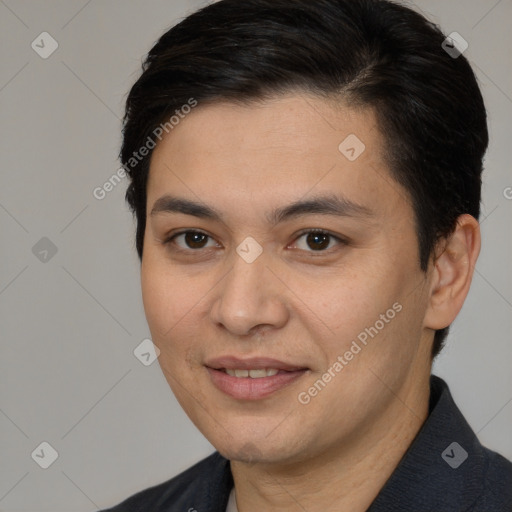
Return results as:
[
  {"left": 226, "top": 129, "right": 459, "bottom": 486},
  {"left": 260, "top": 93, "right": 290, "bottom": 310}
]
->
[{"left": 162, "top": 228, "right": 348, "bottom": 256}]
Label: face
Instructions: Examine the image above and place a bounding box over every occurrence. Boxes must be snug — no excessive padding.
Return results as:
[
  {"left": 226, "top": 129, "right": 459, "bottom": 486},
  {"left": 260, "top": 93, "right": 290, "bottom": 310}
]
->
[{"left": 141, "top": 93, "right": 434, "bottom": 466}]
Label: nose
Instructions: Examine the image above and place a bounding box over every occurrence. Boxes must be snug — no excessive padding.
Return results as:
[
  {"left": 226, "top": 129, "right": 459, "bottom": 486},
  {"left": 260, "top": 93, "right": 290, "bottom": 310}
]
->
[{"left": 209, "top": 250, "right": 289, "bottom": 338}]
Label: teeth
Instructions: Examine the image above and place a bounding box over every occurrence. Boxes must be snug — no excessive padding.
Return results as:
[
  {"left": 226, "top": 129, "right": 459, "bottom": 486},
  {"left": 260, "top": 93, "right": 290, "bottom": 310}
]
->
[
  {"left": 225, "top": 368, "right": 280, "bottom": 378},
  {"left": 248, "top": 369, "right": 267, "bottom": 378}
]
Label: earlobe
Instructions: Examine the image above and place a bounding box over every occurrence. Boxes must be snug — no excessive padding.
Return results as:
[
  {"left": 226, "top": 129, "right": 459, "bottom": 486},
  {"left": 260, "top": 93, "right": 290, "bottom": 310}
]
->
[{"left": 423, "top": 214, "right": 481, "bottom": 330}]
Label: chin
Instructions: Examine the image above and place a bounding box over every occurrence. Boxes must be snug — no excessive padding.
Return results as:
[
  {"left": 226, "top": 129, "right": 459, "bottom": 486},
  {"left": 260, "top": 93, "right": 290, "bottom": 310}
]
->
[
  {"left": 210, "top": 427, "right": 305, "bottom": 466},
  {"left": 219, "top": 441, "right": 267, "bottom": 464}
]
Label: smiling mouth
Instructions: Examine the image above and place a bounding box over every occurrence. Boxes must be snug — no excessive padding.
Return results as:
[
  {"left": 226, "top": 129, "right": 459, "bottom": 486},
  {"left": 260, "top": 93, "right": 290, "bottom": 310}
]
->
[{"left": 205, "top": 365, "right": 309, "bottom": 400}]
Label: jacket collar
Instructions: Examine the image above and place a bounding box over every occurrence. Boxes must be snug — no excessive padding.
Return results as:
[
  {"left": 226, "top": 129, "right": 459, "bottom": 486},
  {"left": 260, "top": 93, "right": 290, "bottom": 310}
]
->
[{"left": 367, "top": 375, "right": 486, "bottom": 511}]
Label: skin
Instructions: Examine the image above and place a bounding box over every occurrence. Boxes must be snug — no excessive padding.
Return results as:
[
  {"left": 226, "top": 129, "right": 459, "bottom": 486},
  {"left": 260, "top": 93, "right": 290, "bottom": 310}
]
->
[{"left": 141, "top": 93, "right": 481, "bottom": 511}]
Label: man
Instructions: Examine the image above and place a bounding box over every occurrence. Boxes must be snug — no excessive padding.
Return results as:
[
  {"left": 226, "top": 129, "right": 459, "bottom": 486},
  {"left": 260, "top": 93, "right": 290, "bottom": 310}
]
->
[{"left": 101, "top": 0, "right": 512, "bottom": 510}]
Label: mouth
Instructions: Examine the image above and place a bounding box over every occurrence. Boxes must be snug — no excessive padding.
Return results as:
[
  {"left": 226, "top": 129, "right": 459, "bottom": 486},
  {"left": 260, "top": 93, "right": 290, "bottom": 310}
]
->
[{"left": 205, "top": 356, "right": 309, "bottom": 400}]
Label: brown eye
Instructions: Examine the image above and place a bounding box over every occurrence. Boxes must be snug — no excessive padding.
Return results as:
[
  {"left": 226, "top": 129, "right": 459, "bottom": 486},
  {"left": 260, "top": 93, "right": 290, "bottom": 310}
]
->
[
  {"left": 166, "top": 230, "right": 218, "bottom": 251},
  {"left": 293, "top": 230, "right": 345, "bottom": 252},
  {"left": 183, "top": 231, "right": 209, "bottom": 249},
  {"left": 305, "top": 232, "right": 331, "bottom": 251}
]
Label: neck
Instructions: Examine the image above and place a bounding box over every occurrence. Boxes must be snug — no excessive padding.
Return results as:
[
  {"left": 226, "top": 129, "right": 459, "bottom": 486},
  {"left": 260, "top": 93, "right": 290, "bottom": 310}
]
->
[{"left": 230, "top": 373, "right": 430, "bottom": 512}]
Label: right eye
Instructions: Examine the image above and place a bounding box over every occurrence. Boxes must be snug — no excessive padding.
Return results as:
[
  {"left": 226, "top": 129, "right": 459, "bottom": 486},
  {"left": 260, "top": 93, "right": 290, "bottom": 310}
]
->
[{"left": 163, "top": 230, "right": 220, "bottom": 252}]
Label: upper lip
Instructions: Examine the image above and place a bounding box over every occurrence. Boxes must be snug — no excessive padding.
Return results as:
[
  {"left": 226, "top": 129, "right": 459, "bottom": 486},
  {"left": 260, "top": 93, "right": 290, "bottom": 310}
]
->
[{"left": 205, "top": 356, "right": 308, "bottom": 371}]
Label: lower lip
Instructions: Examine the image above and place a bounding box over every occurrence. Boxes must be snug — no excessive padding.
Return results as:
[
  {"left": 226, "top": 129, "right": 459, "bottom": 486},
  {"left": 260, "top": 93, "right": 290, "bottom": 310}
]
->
[{"left": 206, "top": 367, "right": 307, "bottom": 400}]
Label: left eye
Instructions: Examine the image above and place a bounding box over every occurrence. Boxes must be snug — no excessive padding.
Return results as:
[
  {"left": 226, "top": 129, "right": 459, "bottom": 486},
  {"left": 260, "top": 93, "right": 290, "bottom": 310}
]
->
[{"left": 293, "top": 230, "right": 343, "bottom": 252}]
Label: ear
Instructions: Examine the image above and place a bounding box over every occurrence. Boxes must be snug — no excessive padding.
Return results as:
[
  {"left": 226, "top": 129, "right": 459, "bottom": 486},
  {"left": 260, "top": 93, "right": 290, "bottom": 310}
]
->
[{"left": 423, "top": 214, "right": 481, "bottom": 330}]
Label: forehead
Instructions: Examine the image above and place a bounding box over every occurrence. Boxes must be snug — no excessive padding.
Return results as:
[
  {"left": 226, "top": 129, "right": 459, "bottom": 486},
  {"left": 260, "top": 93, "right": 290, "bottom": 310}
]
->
[{"left": 147, "top": 93, "right": 411, "bottom": 221}]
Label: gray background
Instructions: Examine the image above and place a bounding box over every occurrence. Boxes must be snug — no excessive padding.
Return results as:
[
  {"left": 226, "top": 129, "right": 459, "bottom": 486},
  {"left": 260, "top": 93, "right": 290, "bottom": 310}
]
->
[{"left": 0, "top": 0, "right": 510, "bottom": 510}]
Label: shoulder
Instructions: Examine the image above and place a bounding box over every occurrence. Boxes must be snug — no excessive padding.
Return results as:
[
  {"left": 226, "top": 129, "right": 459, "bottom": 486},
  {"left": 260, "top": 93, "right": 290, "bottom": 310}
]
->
[
  {"left": 368, "top": 376, "right": 512, "bottom": 511},
  {"left": 99, "top": 451, "right": 232, "bottom": 512},
  {"left": 431, "top": 376, "right": 512, "bottom": 510},
  {"left": 471, "top": 446, "right": 512, "bottom": 511},
  {"left": 429, "top": 376, "right": 512, "bottom": 511}
]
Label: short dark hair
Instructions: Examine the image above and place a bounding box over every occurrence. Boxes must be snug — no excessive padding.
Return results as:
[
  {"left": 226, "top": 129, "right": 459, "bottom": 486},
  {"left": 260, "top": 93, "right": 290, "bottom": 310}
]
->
[{"left": 120, "top": 0, "right": 488, "bottom": 358}]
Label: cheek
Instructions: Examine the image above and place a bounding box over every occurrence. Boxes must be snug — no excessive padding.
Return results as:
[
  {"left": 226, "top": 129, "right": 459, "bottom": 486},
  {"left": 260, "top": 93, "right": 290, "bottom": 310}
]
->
[
  {"left": 292, "top": 264, "right": 399, "bottom": 339},
  {"left": 141, "top": 262, "right": 206, "bottom": 394},
  {"left": 141, "top": 265, "right": 169, "bottom": 337},
  {"left": 140, "top": 255, "right": 214, "bottom": 371},
  {"left": 141, "top": 257, "right": 193, "bottom": 343},
  {"left": 296, "top": 259, "right": 423, "bottom": 380}
]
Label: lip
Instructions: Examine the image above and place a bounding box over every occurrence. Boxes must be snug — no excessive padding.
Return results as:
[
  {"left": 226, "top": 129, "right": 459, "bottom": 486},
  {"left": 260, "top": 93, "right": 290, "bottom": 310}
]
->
[{"left": 205, "top": 356, "right": 309, "bottom": 400}]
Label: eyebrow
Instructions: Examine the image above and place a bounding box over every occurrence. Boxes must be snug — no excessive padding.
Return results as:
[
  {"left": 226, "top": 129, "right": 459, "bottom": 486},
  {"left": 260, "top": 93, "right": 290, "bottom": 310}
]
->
[{"left": 150, "top": 194, "right": 374, "bottom": 225}]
